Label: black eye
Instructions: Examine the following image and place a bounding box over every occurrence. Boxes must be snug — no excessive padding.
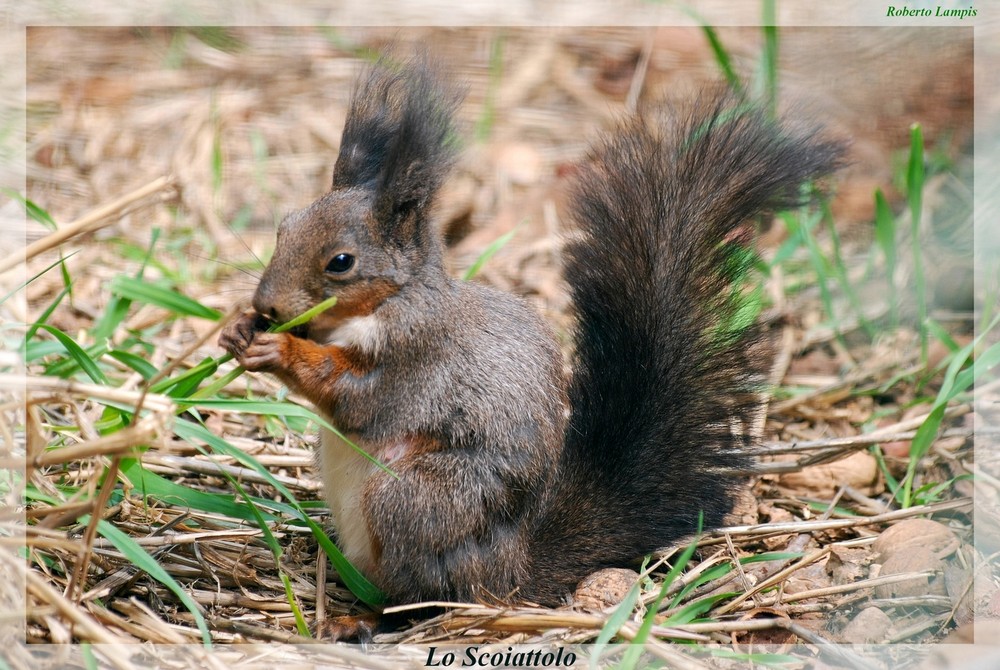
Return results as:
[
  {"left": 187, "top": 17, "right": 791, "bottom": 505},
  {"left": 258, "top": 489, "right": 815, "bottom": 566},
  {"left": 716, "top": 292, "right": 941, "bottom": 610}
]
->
[{"left": 325, "top": 253, "right": 355, "bottom": 274}]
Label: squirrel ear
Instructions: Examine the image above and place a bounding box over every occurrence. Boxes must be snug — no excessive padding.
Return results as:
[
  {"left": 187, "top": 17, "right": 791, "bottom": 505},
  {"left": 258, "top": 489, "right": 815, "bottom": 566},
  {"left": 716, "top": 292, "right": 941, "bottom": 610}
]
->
[
  {"left": 332, "top": 55, "right": 461, "bottom": 235},
  {"left": 331, "top": 64, "right": 399, "bottom": 191}
]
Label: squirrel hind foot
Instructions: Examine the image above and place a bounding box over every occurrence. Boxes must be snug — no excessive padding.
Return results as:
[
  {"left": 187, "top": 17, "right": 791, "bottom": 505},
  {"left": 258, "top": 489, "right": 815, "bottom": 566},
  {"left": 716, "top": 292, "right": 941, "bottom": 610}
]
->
[{"left": 314, "top": 613, "right": 380, "bottom": 643}]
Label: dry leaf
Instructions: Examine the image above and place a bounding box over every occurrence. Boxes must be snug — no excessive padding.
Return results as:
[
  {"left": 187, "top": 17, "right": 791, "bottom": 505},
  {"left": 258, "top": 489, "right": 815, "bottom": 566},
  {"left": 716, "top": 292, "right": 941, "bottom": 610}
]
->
[
  {"left": 875, "top": 547, "right": 947, "bottom": 598},
  {"left": 825, "top": 546, "right": 871, "bottom": 585},
  {"left": 872, "top": 518, "right": 960, "bottom": 560},
  {"left": 838, "top": 606, "right": 893, "bottom": 644},
  {"left": 777, "top": 451, "right": 881, "bottom": 498}
]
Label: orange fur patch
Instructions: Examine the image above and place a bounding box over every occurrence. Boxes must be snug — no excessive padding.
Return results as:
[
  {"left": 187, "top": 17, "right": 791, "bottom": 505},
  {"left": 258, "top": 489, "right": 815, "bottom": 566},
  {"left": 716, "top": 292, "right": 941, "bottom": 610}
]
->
[
  {"left": 284, "top": 333, "right": 370, "bottom": 377},
  {"left": 333, "top": 279, "right": 398, "bottom": 321}
]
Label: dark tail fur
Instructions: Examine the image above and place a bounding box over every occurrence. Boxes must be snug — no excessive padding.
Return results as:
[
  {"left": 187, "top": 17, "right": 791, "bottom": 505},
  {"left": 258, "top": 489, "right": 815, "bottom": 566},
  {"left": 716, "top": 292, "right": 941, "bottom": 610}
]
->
[{"left": 526, "top": 93, "right": 844, "bottom": 604}]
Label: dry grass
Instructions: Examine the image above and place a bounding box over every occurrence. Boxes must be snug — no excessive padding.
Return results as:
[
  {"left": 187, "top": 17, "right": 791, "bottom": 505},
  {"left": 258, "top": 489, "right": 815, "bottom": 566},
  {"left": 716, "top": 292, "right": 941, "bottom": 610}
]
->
[{"left": 3, "top": 25, "right": 993, "bottom": 669}]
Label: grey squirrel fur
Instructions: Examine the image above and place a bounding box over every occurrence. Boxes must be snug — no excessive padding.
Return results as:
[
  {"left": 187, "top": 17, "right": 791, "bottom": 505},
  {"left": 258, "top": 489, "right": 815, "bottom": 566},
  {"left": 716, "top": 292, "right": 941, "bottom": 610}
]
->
[{"left": 219, "top": 55, "right": 843, "bottom": 611}]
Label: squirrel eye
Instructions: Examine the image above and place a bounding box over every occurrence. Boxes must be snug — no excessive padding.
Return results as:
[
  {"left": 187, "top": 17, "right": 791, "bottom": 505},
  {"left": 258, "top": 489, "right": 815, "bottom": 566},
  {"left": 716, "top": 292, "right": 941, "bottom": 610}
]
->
[{"left": 325, "top": 253, "right": 355, "bottom": 274}]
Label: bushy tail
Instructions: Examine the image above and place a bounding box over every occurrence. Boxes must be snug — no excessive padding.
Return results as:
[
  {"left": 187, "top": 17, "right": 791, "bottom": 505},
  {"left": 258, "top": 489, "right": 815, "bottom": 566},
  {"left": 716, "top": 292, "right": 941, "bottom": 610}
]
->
[{"left": 526, "top": 92, "right": 843, "bottom": 604}]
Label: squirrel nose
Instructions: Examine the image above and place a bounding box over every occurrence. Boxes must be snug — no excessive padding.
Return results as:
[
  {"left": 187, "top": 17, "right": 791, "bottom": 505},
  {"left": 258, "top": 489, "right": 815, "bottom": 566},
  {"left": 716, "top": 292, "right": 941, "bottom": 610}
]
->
[
  {"left": 251, "top": 283, "right": 279, "bottom": 322},
  {"left": 253, "top": 302, "right": 280, "bottom": 323}
]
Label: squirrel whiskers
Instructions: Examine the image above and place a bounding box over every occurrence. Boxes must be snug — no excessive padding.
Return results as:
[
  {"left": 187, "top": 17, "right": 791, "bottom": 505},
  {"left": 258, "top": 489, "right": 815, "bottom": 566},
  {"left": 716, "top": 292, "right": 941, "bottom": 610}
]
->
[{"left": 219, "top": 55, "right": 844, "bottom": 634}]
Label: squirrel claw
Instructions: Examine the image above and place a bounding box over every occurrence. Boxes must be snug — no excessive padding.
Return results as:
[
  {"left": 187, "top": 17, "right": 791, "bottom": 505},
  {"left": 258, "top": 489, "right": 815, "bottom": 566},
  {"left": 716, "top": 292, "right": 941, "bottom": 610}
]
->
[
  {"left": 219, "top": 311, "right": 260, "bottom": 358},
  {"left": 219, "top": 311, "right": 285, "bottom": 371},
  {"left": 238, "top": 332, "right": 287, "bottom": 372}
]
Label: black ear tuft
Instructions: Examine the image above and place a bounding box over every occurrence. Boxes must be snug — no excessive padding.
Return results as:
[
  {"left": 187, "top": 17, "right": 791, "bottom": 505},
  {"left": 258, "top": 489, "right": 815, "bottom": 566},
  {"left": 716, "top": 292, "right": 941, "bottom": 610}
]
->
[
  {"left": 331, "top": 63, "right": 401, "bottom": 189},
  {"left": 332, "top": 54, "right": 462, "bottom": 231}
]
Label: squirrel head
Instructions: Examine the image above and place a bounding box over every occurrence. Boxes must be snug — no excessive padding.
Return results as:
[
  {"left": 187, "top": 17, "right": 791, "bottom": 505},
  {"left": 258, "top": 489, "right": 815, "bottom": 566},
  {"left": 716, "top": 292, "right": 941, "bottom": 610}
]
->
[{"left": 252, "top": 55, "right": 461, "bottom": 338}]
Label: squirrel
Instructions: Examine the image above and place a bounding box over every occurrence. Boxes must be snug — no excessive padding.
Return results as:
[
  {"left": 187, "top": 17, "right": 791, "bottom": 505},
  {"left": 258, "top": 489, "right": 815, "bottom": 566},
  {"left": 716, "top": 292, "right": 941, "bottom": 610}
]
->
[{"left": 219, "top": 55, "right": 843, "bottom": 633}]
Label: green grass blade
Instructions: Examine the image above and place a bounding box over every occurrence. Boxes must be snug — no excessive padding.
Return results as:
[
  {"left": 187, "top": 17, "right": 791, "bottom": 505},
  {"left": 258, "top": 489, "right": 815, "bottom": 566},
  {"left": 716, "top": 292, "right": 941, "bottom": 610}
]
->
[
  {"left": 120, "top": 457, "right": 279, "bottom": 522},
  {"left": 474, "top": 32, "right": 505, "bottom": 143},
  {"left": 43, "top": 341, "right": 108, "bottom": 379},
  {"left": 936, "top": 322, "right": 988, "bottom": 404},
  {"left": 822, "top": 199, "right": 873, "bottom": 337},
  {"left": 770, "top": 224, "right": 804, "bottom": 267},
  {"left": 665, "top": 550, "right": 805, "bottom": 609},
  {"left": 211, "top": 100, "right": 223, "bottom": 195},
  {"left": 663, "top": 591, "right": 736, "bottom": 625},
  {"left": 96, "top": 405, "right": 126, "bottom": 435},
  {"left": 189, "top": 27, "right": 246, "bottom": 54},
  {"left": 927, "top": 320, "right": 961, "bottom": 354},
  {"left": 24, "top": 196, "right": 57, "bottom": 228},
  {"left": 782, "top": 209, "right": 840, "bottom": 339},
  {"left": 185, "top": 399, "right": 397, "bottom": 478},
  {"left": 80, "top": 642, "right": 98, "bottom": 670},
  {"left": 871, "top": 444, "right": 900, "bottom": 498},
  {"left": 149, "top": 357, "right": 219, "bottom": 394},
  {"left": 90, "top": 293, "right": 134, "bottom": 343},
  {"left": 677, "top": 8, "right": 743, "bottom": 95},
  {"left": 0, "top": 251, "right": 80, "bottom": 306},
  {"left": 307, "top": 515, "right": 386, "bottom": 606},
  {"left": 58, "top": 254, "right": 73, "bottom": 299},
  {"left": 619, "top": 519, "right": 703, "bottom": 670},
  {"left": 742, "top": 551, "right": 804, "bottom": 564},
  {"left": 167, "top": 370, "right": 218, "bottom": 399},
  {"left": 94, "top": 518, "right": 211, "bottom": 646},
  {"left": 906, "top": 124, "right": 925, "bottom": 225},
  {"left": 178, "top": 297, "right": 336, "bottom": 397},
  {"left": 93, "top": 231, "right": 161, "bottom": 340},
  {"left": 761, "top": 0, "right": 778, "bottom": 116},
  {"left": 701, "top": 24, "right": 742, "bottom": 93},
  {"left": 279, "top": 572, "right": 311, "bottom": 636},
  {"left": 110, "top": 275, "right": 222, "bottom": 321},
  {"left": 906, "top": 124, "right": 928, "bottom": 362},
  {"left": 589, "top": 562, "right": 644, "bottom": 670},
  {"left": 189, "top": 442, "right": 311, "bottom": 637},
  {"left": 956, "top": 337, "right": 1000, "bottom": 394},
  {"left": 188, "top": 295, "right": 335, "bottom": 400},
  {"left": 899, "top": 404, "right": 947, "bottom": 508},
  {"left": 899, "top": 317, "right": 1000, "bottom": 505},
  {"left": 25, "top": 285, "right": 72, "bottom": 345},
  {"left": 912, "top": 474, "right": 974, "bottom": 505},
  {"left": 174, "top": 420, "right": 387, "bottom": 606},
  {"left": 35, "top": 325, "right": 108, "bottom": 384},
  {"left": 188, "top": 362, "right": 243, "bottom": 399},
  {"left": 2, "top": 188, "right": 58, "bottom": 229},
  {"left": 182, "top": 428, "right": 386, "bottom": 604},
  {"left": 873, "top": 188, "right": 898, "bottom": 327},
  {"left": 272, "top": 295, "right": 338, "bottom": 333},
  {"left": 463, "top": 226, "right": 520, "bottom": 281},
  {"left": 107, "top": 349, "right": 159, "bottom": 380},
  {"left": 173, "top": 421, "right": 298, "bottom": 506}
]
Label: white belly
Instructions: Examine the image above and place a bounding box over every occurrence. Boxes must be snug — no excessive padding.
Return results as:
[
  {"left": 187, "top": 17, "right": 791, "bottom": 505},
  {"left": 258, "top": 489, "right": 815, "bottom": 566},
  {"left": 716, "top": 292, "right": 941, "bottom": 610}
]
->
[{"left": 318, "top": 428, "right": 379, "bottom": 575}]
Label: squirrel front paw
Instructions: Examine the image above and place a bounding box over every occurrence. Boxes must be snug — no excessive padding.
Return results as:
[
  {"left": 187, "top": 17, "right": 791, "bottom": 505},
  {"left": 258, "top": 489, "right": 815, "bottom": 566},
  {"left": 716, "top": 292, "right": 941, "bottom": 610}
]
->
[{"left": 219, "top": 311, "right": 289, "bottom": 372}]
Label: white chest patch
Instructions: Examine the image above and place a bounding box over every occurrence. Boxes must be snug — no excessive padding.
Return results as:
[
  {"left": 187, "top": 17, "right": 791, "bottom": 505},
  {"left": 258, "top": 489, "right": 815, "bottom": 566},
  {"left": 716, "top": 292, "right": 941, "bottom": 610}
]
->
[
  {"left": 318, "top": 428, "right": 380, "bottom": 575},
  {"left": 327, "top": 314, "right": 385, "bottom": 355}
]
